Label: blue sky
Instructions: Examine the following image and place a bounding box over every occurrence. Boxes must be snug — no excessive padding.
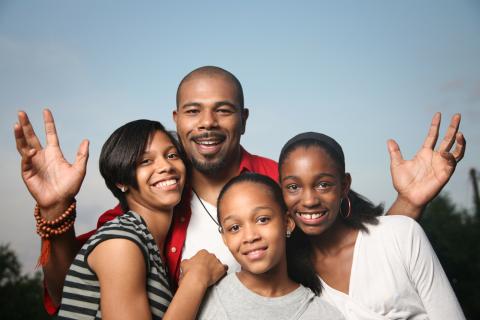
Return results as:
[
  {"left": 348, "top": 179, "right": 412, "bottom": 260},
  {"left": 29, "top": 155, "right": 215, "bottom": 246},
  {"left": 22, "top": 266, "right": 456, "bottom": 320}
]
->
[{"left": 1, "top": 0, "right": 479, "bottom": 271}]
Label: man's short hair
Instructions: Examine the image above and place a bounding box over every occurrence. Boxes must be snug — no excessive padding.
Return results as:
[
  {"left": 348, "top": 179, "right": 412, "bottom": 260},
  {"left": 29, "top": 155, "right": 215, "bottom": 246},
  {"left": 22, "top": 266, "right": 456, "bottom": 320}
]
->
[{"left": 176, "top": 66, "right": 244, "bottom": 109}]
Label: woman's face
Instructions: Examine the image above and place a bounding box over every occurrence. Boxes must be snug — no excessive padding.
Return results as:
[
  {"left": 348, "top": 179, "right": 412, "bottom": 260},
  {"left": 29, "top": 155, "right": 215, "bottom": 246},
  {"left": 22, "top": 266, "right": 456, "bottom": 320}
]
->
[
  {"left": 219, "top": 181, "right": 294, "bottom": 275},
  {"left": 280, "top": 146, "right": 349, "bottom": 237},
  {"left": 126, "top": 130, "right": 186, "bottom": 212}
]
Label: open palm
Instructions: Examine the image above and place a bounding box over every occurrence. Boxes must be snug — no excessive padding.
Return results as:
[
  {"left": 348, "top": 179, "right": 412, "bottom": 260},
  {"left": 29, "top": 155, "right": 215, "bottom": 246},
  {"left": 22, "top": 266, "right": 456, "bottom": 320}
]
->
[
  {"left": 14, "top": 110, "right": 89, "bottom": 216},
  {"left": 388, "top": 113, "right": 465, "bottom": 209}
]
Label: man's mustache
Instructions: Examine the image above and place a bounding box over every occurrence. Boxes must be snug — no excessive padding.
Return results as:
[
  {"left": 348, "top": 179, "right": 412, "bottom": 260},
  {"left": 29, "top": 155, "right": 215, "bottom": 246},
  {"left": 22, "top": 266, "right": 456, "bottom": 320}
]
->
[{"left": 191, "top": 132, "right": 226, "bottom": 141}]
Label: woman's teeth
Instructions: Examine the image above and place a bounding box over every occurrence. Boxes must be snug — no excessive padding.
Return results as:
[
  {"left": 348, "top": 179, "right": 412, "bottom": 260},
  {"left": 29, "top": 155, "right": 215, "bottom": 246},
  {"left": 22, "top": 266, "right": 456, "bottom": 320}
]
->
[
  {"left": 155, "top": 179, "right": 177, "bottom": 188},
  {"left": 296, "top": 212, "right": 326, "bottom": 219}
]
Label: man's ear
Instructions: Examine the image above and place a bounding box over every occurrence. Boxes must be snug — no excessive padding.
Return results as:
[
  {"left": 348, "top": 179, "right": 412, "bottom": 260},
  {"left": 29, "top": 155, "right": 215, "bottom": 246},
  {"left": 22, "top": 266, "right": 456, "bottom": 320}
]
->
[
  {"left": 240, "top": 108, "right": 249, "bottom": 135},
  {"left": 173, "top": 109, "right": 178, "bottom": 125}
]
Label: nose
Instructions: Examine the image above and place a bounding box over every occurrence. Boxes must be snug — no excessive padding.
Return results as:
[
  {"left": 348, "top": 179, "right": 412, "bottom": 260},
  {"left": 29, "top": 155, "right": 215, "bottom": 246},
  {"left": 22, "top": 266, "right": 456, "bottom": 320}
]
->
[
  {"left": 302, "top": 188, "right": 320, "bottom": 208},
  {"left": 155, "top": 156, "right": 175, "bottom": 174},
  {"left": 242, "top": 223, "right": 260, "bottom": 244},
  {"left": 198, "top": 110, "right": 219, "bottom": 130}
]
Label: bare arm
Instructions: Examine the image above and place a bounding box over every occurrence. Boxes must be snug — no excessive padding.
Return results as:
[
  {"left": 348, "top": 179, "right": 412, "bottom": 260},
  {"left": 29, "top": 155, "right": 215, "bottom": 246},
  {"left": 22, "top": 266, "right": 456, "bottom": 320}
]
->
[
  {"left": 163, "top": 250, "right": 227, "bottom": 320},
  {"left": 90, "top": 244, "right": 227, "bottom": 320},
  {"left": 89, "top": 239, "right": 153, "bottom": 320},
  {"left": 386, "top": 113, "right": 466, "bottom": 219},
  {"left": 14, "top": 109, "right": 88, "bottom": 306}
]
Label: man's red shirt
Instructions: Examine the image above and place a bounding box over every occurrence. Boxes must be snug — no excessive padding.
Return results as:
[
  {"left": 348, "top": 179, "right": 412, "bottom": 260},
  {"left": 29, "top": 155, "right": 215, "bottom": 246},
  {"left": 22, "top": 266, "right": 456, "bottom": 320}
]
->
[{"left": 44, "top": 147, "right": 278, "bottom": 314}]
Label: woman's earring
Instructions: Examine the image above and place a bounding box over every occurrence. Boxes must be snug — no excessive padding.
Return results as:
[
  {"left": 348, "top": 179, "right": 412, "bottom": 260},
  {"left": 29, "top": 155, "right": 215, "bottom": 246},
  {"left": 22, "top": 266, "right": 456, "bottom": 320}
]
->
[
  {"left": 286, "top": 229, "right": 292, "bottom": 238},
  {"left": 120, "top": 186, "right": 127, "bottom": 193},
  {"left": 340, "top": 196, "right": 352, "bottom": 218}
]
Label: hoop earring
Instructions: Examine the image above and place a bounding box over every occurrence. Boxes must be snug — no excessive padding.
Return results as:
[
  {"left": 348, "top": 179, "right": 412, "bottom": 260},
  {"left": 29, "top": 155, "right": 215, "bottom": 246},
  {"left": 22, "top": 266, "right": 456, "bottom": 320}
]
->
[
  {"left": 286, "top": 229, "right": 291, "bottom": 238},
  {"left": 340, "top": 196, "right": 351, "bottom": 219}
]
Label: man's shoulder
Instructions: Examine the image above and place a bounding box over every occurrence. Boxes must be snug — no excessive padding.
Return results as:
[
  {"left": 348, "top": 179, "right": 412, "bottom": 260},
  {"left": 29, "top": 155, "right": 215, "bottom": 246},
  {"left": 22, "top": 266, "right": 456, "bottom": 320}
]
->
[{"left": 240, "top": 147, "right": 278, "bottom": 181}]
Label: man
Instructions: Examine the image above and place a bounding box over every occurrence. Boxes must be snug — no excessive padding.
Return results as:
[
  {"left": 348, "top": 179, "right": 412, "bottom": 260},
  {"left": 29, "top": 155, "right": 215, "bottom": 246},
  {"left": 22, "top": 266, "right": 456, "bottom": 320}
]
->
[{"left": 15, "top": 66, "right": 465, "bottom": 314}]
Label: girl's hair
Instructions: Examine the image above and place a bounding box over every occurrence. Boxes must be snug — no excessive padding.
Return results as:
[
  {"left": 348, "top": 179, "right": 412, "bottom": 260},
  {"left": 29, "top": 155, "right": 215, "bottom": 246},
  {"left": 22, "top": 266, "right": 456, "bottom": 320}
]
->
[
  {"left": 217, "top": 172, "right": 322, "bottom": 295},
  {"left": 99, "top": 119, "right": 185, "bottom": 212},
  {"left": 278, "top": 133, "right": 383, "bottom": 231}
]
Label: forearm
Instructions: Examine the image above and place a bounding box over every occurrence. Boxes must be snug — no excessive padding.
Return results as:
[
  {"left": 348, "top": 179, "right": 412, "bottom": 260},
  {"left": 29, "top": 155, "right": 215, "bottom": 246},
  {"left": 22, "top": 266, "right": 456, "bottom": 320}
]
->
[
  {"left": 42, "top": 227, "right": 81, "bottom": 307},
  {"left": 386, "top": 195, "right": 425, "bottom": 220},
  {"left": 163, "top": 276, "right": 209, "bottom": 320}
]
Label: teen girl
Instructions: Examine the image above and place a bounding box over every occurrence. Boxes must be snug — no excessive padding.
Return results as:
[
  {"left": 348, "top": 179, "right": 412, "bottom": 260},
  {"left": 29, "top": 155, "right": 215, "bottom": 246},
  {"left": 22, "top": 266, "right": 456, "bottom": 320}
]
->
[
  {"left": 198, "top": 173, "right": 344, "bottom": 320},
  {"left": 278, "top": 132, "right": 465, "bottom": 319},
  {"left": 52, "top": 119, "right": 226, "bottom": 319}
]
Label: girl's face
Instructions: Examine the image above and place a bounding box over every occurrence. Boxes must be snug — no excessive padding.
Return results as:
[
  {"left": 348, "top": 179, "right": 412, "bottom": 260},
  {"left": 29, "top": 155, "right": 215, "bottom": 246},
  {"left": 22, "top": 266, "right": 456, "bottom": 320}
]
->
[
  {"left": 280, "top": 146, "right": 350, "bottom": 237},
  {"left": 219, "top": 181, "right": 294, "bottom": 275},
  {"left": 125, "top": 130, "right": 186, "bottom": 212}
]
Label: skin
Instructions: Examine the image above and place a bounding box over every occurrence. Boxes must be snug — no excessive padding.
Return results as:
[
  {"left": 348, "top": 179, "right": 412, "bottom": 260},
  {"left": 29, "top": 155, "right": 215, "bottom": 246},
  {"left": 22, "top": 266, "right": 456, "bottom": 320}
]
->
[
  {"left": 173, "top": 74, "right": 249, "bottom": 204},
  {"left": 219, "top": 181, "right": 297, "bottom": 297},
  {"left": 92, "top": 131, "right": 226, "bottom": 320},
  {"left": 280, "top": 113, "right": 466, "bottom": 294},
  {"left": 14, "top": 72, "right": 465, "bottom": 306},
  {"left": 281, "top": 146, "right": 356, "bottom": 294}
]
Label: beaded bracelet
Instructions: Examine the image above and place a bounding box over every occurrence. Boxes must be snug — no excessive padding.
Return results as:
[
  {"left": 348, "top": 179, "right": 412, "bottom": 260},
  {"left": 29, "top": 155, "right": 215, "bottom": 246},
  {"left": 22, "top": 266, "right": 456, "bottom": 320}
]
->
[{"left": 34, "top": 201, "right": 76, "bottom": 267}]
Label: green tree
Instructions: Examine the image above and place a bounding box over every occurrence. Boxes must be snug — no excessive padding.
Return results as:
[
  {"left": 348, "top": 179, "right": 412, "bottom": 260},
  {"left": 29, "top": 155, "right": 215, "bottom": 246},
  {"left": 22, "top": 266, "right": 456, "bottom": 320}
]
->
[
  {"left": 421, "top": 194, "right": 480, "bottom": 319},
  {"left": 0, "top": 243, "right": 52, "bottom": 319}
]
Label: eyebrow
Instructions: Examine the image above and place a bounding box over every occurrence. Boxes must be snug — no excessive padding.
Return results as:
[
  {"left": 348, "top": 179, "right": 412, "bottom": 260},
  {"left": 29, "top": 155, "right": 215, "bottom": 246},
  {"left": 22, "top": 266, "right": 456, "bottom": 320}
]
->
[
  {"left": 143, "top": 143, "right": 176, "bottom": 154},
  {"left": 221, "top": 206, "right": 275, "bottom": 224},
  {"left": 281, "top": 173, "right": 336, "bottom": 182},
  {"left": 180, "top": 101, "right": 239, "bottom": 110}
]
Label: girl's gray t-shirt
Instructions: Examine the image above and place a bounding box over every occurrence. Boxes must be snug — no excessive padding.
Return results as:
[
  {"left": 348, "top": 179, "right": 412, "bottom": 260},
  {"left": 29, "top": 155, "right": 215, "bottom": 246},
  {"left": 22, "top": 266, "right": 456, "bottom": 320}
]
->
[{"left": 198, "top": 273, "right": 344, "bottom": 320}]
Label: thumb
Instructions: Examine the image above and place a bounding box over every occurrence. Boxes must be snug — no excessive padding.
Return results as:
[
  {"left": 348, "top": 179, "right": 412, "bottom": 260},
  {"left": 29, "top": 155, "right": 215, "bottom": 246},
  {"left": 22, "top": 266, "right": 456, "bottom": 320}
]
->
[
  {"left": 73, "top": 139, "right": 89, "bottom": 173},
  {"left": 387, "top": 139, "right": 404, "bottom": 167}
]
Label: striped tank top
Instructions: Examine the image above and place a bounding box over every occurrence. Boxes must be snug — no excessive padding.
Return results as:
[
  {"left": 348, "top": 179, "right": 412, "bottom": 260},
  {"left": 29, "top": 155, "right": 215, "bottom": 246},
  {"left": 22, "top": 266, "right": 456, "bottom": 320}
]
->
[{"left": 58, "top": 211, "right": 172, "bottom": 319}]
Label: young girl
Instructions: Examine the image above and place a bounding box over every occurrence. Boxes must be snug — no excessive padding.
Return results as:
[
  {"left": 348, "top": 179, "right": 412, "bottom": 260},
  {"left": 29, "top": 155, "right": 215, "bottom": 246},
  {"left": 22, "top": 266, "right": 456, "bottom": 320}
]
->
[
  {"left": 56, "top": 119, "right": 226, "bottom": 319},
  {"left": 278, "top": 132, "right": 465, "bottom": 320},
  {"left": 198, "top": 173, "right": 344, "bottom": 320}
]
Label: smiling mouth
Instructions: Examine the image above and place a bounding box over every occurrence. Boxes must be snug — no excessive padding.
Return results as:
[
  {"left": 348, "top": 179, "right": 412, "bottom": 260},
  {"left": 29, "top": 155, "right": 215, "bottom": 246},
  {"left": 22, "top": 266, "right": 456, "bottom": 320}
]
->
[
  {"left": 295, "top": 211, "right": 327, "bottom": 222},
  {"left": 243, "top": 246, "right": 267, "bottom": 260},
  {"left": 152, "top": 178, "right": 180, "bottom": 190},
  {"left": 192, "top": 132, "right": 226, "bottom": 146}
]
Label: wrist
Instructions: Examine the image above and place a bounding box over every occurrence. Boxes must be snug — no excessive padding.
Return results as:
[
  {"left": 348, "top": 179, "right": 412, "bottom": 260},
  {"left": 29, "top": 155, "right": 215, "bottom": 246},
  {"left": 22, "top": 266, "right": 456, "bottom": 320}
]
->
[
  {"left": 39, "top": 199, "right": 76, "bottom": 220},
  {"left": 179, "top": 271, "right": 210, "bottom": 291},
  {"left": 390, "top": 195, "right": 424, "bottom": 218}
]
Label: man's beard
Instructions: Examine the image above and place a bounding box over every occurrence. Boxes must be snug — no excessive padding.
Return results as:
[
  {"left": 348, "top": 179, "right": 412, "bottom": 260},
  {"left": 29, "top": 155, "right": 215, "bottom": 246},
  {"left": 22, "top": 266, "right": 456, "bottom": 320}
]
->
[{"left": 190, "top": 155, "right": 228, "bottom": 176}]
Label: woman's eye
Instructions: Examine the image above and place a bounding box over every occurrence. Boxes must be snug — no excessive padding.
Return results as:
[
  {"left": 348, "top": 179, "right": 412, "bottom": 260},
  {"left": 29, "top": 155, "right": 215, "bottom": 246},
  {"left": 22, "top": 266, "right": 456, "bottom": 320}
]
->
[
  {"left": 228, "top": 224, "right": 240, "bottom": 233},
  {"left": 257, "top": 216, "right": 270, "bottom": 224},
  {"left": 140, "top": 159, "right": 152, "bottom": 165},
  {"left": 316, "top": 182, "right": 331, "bottom": 189},
  {"left": 286, "top": 184, "right": 299, "bottom": 192},
  {"left": 167, "top": 152, "right": 179, "bottom": 159}
]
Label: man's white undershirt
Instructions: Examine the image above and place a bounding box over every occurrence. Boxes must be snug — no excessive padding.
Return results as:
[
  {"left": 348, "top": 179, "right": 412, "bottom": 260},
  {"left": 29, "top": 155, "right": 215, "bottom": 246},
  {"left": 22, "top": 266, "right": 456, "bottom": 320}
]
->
[{"left": 181, "top": 195, "right": 241, "bottom": 273}]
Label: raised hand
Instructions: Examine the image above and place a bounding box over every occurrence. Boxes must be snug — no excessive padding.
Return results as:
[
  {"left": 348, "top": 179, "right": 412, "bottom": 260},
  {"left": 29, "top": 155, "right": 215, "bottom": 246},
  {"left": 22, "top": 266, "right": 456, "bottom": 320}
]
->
[
  {"left": 387, "top": 113, "right": 466, "bottom": 214},
  {"left": 14, "top": 109, "right": 89, "bottom": 219}
]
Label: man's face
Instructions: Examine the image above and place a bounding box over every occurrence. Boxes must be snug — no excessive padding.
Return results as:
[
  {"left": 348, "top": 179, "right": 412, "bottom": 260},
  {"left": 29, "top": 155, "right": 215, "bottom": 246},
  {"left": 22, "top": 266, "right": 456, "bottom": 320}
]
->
[{"left": 173, "top": 75, "right": 248, "bottom": 174}]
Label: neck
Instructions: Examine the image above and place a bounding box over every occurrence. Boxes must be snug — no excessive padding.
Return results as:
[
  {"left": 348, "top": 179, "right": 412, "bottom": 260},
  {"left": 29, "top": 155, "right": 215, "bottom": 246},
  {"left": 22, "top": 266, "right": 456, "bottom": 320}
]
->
[
  {"left": 127, "top": 204, "right": 173, "bottom": 261},
  {"left": 310, "top": 219, "right": 358, "bottom": 257},
  {"left": 191, "top": 148, "right": 243, "bottom": 204},
  {"left": 236, "top": 258, "right": 298, "bottom": 297}
]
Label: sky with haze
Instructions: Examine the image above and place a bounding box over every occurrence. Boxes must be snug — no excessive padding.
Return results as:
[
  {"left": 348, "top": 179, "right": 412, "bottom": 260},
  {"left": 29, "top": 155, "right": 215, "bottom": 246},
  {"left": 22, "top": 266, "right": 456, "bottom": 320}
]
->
[{"left": 1, "top": 0, "right": 479, "bottom": 272}]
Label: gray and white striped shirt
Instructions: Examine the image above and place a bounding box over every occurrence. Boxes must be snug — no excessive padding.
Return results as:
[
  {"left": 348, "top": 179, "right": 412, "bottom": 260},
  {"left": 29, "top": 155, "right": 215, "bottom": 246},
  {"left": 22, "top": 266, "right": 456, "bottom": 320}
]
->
[{"left": 58, "top": 211, "right": 172, "bottom": 319}]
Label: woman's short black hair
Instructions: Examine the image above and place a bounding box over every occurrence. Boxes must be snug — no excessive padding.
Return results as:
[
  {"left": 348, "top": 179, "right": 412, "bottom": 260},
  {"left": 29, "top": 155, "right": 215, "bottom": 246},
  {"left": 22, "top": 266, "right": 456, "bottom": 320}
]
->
[
  {"left": 99, "top": 119, "right": 184, "bottom": 212},
  {"left": 217, "top": 172, "right": 322, "bottom": 295},
  {"left": 278, "top": 134, "right": 383, "bottom": 232}
]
